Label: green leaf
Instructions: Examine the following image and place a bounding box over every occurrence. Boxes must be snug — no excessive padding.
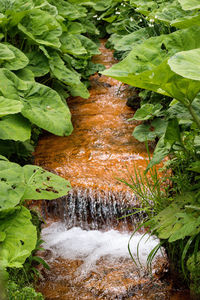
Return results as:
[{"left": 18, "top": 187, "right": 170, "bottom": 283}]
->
[
  {"left": 0, "top": 97, "right": 23, "bottom": 117},
  {"left": 18, "top": 9, "right": 62, "bottom": 48},
  {"left": 0, "top": 68, "right": 28, "bottom": 101},
  {"left": 60, "top": 33, "right": 87, "bottom": 56},
  {"left": 130, "top": 104, "right": 162, "bottom": 121},
  {"left": 178, "top": 0, "right": 200, "bottom": 10},
  {"left": 1, "top": 43, "right": 29, "bottom": 71},
  {"left": 133, "top": 118, "right": 167, "bottom": 142},
  {"left": 164, "top": 118, "right": 181, "bottom": 146},
  {"left": 21, "top": 82, "right": 73, "bottom": 136},
  {"left": 0, "top": 160, "right": 25, "bottom": 211},
  {"left": 26, "top": 51, "right": 49, "bottom": 77},
  {"left": 0, "top": 43, "right": 15, "bottom": 60},
  {"left": 0, "top": 114, "right": 31, "bottom": 141},
  {"left": 48, "top": 0, "right": 87, "bottom": 19},
  {"left": 22, "top": 165, "right": 71, "bottom": 200},
  {"left": 168, "top": 48, "right": 200, "bottom": 81},
  {"left": 113, "top": 28, "right": 154, "bottom": 52},
  {"left": 188, "top": 161, "right": 200, "bottom": 173},
  {"left": 146, "top": 135, "right": 171, "bottom": 171},
  {"left": 49, "top": 51, "right": 89, "bottom": 98},
  {"left": 102, "top": 26, "right": 200, "bottom": 105},
  {"left": 14, "top": 68, "right": 35, "bottom": 82},
  {"left": 0, "top": 207, "right": 37, "bottom": 268},
  {"left": 77, "top": 35, "right": 101, "bottom": 56},
  {"left": 0, "top": 231, "right": 6, "bottom": 242},
  {"left": 133, "top": 124, "right": 156, "bottom": 142}
]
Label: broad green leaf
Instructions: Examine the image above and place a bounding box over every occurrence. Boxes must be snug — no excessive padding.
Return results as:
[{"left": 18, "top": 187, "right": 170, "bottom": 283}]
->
[
  {"left": 133, "top": 124, "right": 156, "bottom": 142},
  {"left": 93, "top": 0, "right": 112, "bottom": 11},
  {"left": 80, "top": 19, "right": 99, "bottom": 35},
  {"left": 48, "top": 0, "right": 87, "bottom": 19},
  {"left": 1, "top": 43, "right": 29, "bottom": 70},
  {"left": 0, "top": 68, "right": 28, "bottom": 101},
  {"left": 130, "top": 104, "right": 162, "bottom": 121},
  {"left": 18, "top": 9, "right": 62, "bottom": 48},
  {"left": 60, "top": 33, "right": 87, "bottom": 56},
  {"left": 171, "top": 13, "right": 200, "bottom": 29},
  {"left": 133, "top": 118, "right": 167, "bottom": 142},
  {"left": 130, "top": 0, "right": 158, "bottom": 15},
  {"left": 21, "top": 82, "right": 73, "bottom": 136},
  {"left": 22, "top": 165, "right": 71, "bottom": 200},
  {"left": 26, "top": 51, "right": 49, "bottom": 77},
  {"left": 0, "top": 160, "right": 25, "bottom": 211},
  {"left": 14, "top": 68, "right": 35, "bottom": 82},
  {"left": 178, "top": 0, "right": 200, "bottom": 10},
  {"left": 102, "top": 26, "right": 200, "bottom": 105},
  {"left": 113, "top": 28, "right": 154, "bottom": 52},
  {"left": 0, "top": 114, "right": 31, "bottom": 141},
  {"left": 149, "top": 0, "right": 193, "bottom": 28},
  {"left": 168, "top": 48, "right": 200, "bottom": 81},
  {"left": 49, "top": 51, "right": 89, "bottom": 98},
  {"left": 0, "top": 97, "right": 23, "bottom": 117},
  {"left": 77, "top": 35, "right": 101, "bottom": 56},
  {"left": 67, "top": 22, "right": 84, "bottom": 34},
  {"left": 0, "top": 206, "right": 37, "bottom": 268},
  {"left": 0, "top": 43, "right": 15, "bottom": 60},
  {"left": 49, "top": 51, "right": 81, "bottom": 86}
]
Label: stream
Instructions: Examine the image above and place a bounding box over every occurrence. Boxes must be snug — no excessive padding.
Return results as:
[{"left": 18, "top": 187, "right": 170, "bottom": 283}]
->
[{"left": 34, "top": 41, "right": 190, "bottom": 300}]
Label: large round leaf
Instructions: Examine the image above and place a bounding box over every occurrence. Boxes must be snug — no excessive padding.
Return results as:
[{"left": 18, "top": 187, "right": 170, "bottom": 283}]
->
[
  {"left": 21, "top": 82, "right": 73, "bottom": 136},
  {"left": 0, "top": 161, "right": 25, "bottom": 211},
  {"left": 0, "top": 207, "right": 37, "bottom": 268},
  {"left": 168, "top": 48, "right": 200, "bottom": 81}
]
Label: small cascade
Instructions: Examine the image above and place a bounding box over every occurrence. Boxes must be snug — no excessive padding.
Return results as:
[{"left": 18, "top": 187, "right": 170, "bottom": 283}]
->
[{"left": 42, "top": 188, "right": 144, "bottom": 231}]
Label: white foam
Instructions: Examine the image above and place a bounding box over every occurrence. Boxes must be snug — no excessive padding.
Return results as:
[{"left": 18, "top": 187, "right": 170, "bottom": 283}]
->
[{"left": 42, "top": 222, "right": 162, "bottom": 275}]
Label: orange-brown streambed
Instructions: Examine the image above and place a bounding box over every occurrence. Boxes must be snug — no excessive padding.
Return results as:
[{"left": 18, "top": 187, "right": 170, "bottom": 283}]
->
[{"left": 34, "top": 41, "right": 190, "bottom": 300}]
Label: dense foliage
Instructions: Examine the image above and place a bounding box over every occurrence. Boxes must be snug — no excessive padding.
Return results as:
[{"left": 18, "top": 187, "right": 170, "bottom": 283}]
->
[
  {"left": 102, "top": 0, "right": 200, "bottom": 295},
  {"left": 0, "top": 0, "right": 104, "bottom": 298}
]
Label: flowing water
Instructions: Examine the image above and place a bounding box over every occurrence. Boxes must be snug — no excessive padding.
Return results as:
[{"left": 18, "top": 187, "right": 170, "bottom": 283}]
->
[{"left": 34, "top": 41, "right": 190, "bottom": 300}]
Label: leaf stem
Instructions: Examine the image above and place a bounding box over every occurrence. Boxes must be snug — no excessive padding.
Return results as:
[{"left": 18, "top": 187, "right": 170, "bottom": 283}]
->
[{"left": 187, "top": 104, "right": 200, "bottom": 130}]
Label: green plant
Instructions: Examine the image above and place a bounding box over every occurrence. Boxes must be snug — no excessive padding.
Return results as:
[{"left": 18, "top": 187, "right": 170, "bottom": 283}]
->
[
  {"left": 0, "top": 155, "right": 71, "bottom": 271},
  {"left": 6, "top": 281, "right": 44, "bottom": 300}
]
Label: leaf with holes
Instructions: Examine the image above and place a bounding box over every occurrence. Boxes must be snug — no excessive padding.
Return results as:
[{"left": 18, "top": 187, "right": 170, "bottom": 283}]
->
[
  {"left": 0, "top": 207, "right": 37, "bottom": 268},
  {"left": 22, "top": 165, "right": 71, "bottom": 200}
]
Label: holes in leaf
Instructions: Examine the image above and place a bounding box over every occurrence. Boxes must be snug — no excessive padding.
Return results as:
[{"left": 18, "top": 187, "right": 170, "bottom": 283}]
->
[
  {"left": 20, "top": 240, "right": 24, "bottom": 245},
  {"left": 1, "top": 178, "right": 7, "bottom": 182},
  {"left": 161, "top": 43, "right": 168, "bottom": 53}
]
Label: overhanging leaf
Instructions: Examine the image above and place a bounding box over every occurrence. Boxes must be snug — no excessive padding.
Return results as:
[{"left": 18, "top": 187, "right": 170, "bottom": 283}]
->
[
  {"left": 22, "top": 165, "right": 71, "bottom": 200},
  {"left": 0, "top": 206, "right": 37, "bottom": 268},
  {"left": 168, "top": 48, "right": 200, "bottom": 81},
  {"left": 21, "top": 82, "right": 73, "bottom": 136},
  {"left": 0, "top": 160, "right": 25, "bottom": 211}
]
